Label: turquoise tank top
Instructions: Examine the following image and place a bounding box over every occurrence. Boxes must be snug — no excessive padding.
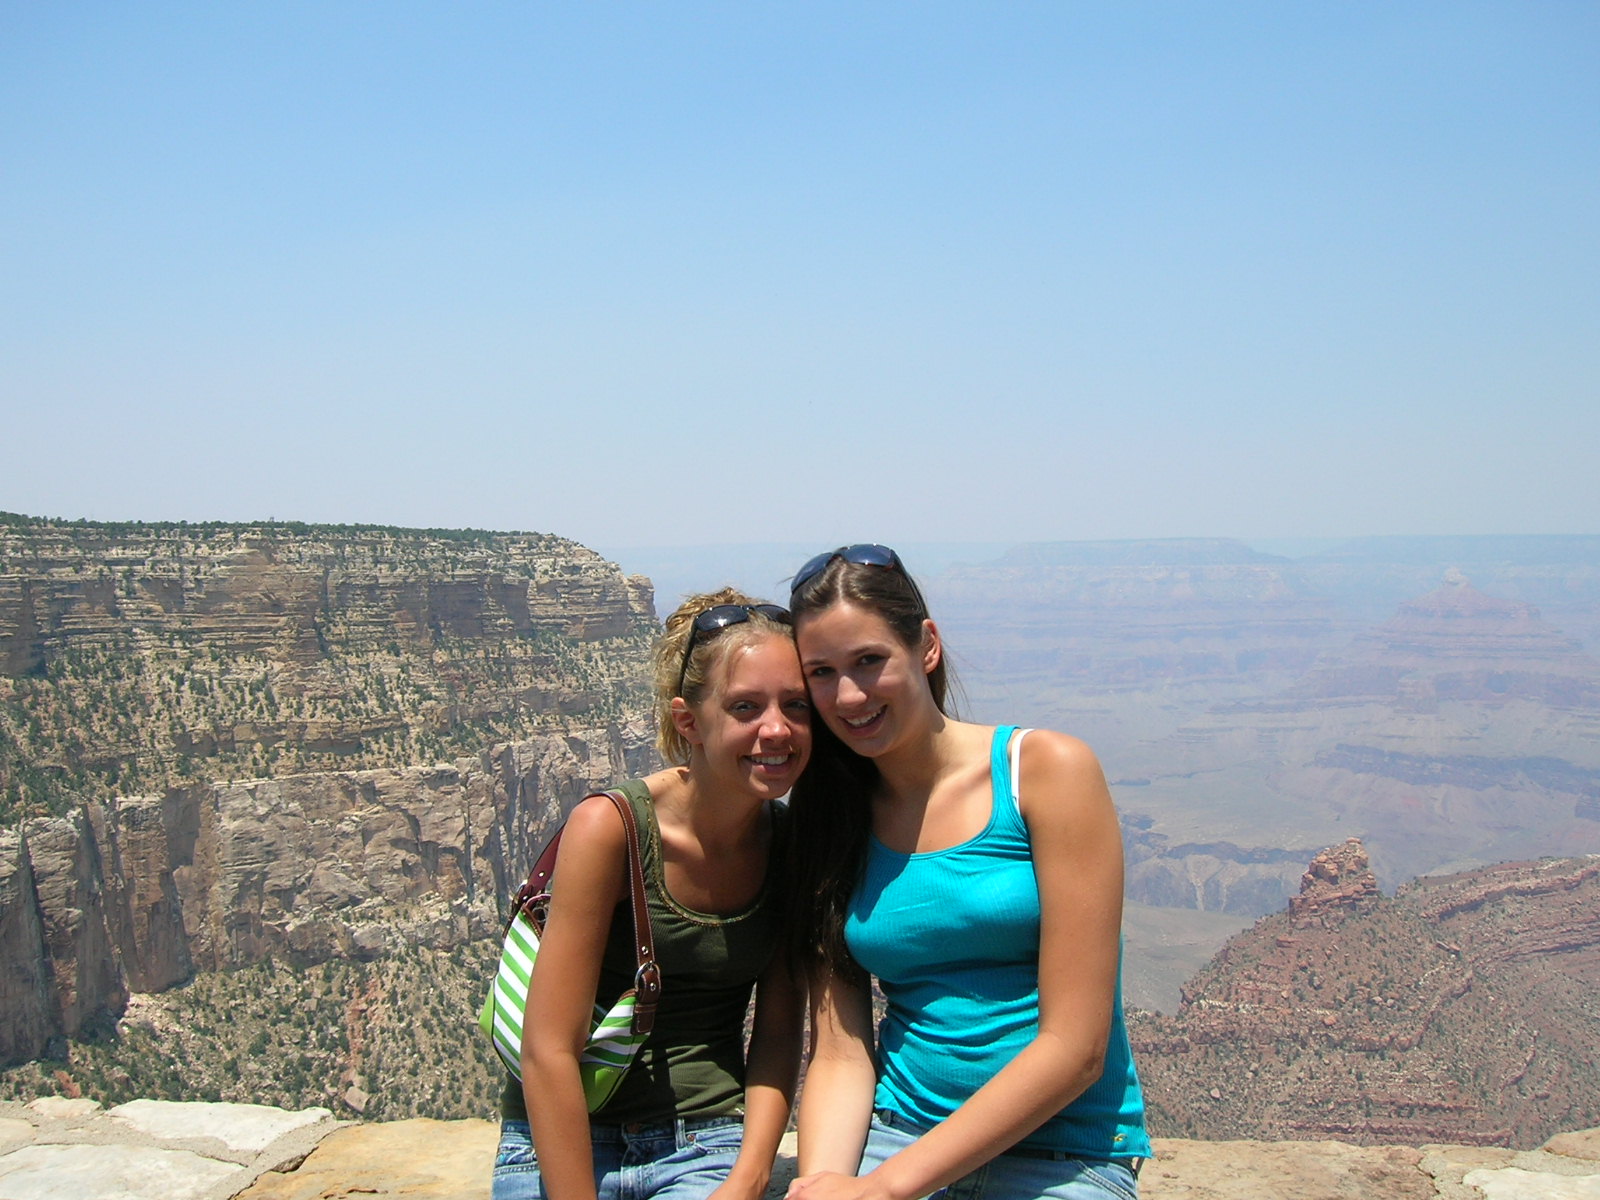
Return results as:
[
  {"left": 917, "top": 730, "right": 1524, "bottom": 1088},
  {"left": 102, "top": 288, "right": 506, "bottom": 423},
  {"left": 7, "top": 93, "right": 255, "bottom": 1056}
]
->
[{"left": 844, "top": 725, "right": 1150, "bottom": 1160}]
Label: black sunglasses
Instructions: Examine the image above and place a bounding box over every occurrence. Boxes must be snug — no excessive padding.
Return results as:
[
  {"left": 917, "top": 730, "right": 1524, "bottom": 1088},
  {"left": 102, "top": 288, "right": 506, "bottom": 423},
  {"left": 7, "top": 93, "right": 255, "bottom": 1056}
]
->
[
  {"left": 789, "top": 544, "right": 928, "bottom": 616},
  {"left": 675, "top": 603, "right": 792, "bottom": 698}
]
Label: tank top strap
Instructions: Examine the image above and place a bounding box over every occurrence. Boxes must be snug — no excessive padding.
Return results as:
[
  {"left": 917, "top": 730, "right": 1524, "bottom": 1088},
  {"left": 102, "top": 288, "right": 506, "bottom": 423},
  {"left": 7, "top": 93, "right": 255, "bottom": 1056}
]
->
[
  {"left": 988, "top": 724, "right": 1031, "bottom": 836},
  {"left": 610, "top": 778, "right": 662, "bottom": 890}
]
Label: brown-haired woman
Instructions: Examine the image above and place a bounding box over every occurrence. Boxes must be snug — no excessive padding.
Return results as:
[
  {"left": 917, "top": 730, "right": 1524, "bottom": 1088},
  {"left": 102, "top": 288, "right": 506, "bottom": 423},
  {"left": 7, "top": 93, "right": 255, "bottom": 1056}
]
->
[
  {"left": 493, "top": 589, "right": 810, "bottom": 1200},
  {"left": 783, "top": 547, "right": 1150, "bottom": 1200}
]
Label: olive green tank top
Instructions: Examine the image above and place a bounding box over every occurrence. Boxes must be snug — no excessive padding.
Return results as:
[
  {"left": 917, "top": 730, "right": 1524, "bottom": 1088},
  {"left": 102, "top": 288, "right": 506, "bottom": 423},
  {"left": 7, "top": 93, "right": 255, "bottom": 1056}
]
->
[{"left": 500, "top": 779, "right": 787, "bottom": 1124}]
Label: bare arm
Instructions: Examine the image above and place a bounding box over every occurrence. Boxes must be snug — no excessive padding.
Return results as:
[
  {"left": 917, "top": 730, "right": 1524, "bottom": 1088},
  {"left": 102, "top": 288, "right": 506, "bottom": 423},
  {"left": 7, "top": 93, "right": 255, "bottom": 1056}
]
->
[
  {"left": 792, "top": 967, "right": 878, "bottom": 1180},
  {"left": 791, "top": 731, "right": 1124, "bottom": 1200},
  {"left": 520, "top": 796, "right": 629, "bottom": 1200},
  {"left": 710, "top": 952, "right": 806, "bottom": 1200}
]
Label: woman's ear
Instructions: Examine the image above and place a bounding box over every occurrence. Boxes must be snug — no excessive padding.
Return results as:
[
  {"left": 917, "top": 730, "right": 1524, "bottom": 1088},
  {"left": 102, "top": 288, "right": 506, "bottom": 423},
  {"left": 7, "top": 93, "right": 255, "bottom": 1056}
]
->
[
  {"left": 670, "top": 695, "right": 703, "bottom": 746},
  {"left": 920, "top": 618, "right": 942, "bottom": 676}
]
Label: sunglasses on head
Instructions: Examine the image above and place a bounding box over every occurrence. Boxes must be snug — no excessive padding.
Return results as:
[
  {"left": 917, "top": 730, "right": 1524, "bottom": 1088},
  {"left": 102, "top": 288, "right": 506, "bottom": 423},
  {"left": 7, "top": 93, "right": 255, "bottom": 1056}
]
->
[
  {"left": 675, "top": 603, "right": 792, "bottom": 699},
  {"left": 789, "top": 544, "right": 928, "bottom": 616}
]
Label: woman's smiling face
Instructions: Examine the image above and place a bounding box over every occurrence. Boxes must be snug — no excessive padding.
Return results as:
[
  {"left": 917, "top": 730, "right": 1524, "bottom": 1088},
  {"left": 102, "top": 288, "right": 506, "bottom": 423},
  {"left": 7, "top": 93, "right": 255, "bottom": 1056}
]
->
[
  {"left": 684, "top": 633, "right": 812, "bottom": 798},
  {"left": 795, "top": 601, "right": 937, "bottom": 757}
]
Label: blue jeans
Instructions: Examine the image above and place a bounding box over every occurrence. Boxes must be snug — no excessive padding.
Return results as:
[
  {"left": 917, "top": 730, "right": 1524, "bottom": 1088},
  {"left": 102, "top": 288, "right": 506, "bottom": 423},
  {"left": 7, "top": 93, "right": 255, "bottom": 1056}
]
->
[
  {"left": 860, "top": 1111, "right": 1140, "bottom": 1200},
  {"left": 493, "top": 1116, "right": 744, "bottom": 1200}
]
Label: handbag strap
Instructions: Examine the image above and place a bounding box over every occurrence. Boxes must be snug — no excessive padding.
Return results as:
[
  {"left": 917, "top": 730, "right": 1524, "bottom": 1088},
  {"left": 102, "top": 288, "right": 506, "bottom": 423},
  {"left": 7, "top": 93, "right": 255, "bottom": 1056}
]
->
[
  {"left": 508, "top": 789, "right": 662, "bottom": 1035},
  {"left": 601, "top": 789, "right": 662, "bottom": 1033}
]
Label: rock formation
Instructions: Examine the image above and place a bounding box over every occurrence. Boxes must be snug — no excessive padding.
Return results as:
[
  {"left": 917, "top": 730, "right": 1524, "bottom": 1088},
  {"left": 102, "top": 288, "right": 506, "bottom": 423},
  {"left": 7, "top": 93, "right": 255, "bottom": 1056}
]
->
[
  {"left": 0, "top": 728, "right": 642, "bottom": 1067},
  {"left": 0, "top": 517, "right": 656, "bottom": 817},
  {"left": 1288, "top": 837, "right": 1380, "bottom": 913},
  {"left": 0, "top": 517, "right": 660, "bottom": 1069},
  {"left": 1132, "top": 841, "right": 1600, "bottom": 1149}
]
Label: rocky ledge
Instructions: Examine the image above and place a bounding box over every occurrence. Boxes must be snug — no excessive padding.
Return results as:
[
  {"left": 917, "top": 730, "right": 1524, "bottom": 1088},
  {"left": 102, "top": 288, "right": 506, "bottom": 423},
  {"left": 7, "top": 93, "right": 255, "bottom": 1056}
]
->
[{"left": 1, "top": 1099, "right": 1597, "bottom": 1200}]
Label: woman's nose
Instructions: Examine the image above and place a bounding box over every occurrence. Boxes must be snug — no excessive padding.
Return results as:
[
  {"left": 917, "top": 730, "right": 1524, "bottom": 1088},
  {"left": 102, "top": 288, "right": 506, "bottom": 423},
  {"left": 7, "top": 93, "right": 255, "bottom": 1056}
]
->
[{"left": 835, "top": 673, "right": 866, "bottom": 707}]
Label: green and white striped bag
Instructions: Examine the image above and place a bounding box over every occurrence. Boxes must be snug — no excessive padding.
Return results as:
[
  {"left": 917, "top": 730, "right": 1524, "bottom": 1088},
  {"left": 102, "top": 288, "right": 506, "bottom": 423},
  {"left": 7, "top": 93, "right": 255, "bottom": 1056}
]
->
[{"left": 479, "top": 790, "right": 662, "bottom": 1111}]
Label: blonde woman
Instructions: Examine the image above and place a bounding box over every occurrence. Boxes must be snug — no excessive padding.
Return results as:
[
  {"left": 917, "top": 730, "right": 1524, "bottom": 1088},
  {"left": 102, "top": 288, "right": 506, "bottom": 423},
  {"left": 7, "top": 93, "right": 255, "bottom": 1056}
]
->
[{"left": 494, "top": 590, "right": 810, "bottom": 1200}]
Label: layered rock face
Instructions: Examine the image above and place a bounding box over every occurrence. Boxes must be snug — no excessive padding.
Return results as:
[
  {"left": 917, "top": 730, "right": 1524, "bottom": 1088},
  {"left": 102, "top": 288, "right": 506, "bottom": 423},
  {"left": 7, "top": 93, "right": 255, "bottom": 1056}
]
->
[
  {"left": 1103, "top": 573, "right": 1600, "bottom": 912},
  {"left": 1264, "top": 575, "right": 1600, "bottom": 887},
  {"left": 937, "top": 539, "right": 1348, "bottom": 696},
  {"left": 0, "top": 519, "right": 656, "bottom": 815},
  {"left": 0, "top": 518, "right": 659, "bottom": 1068},
  {"left": 1132, "top": 842, "right": 1600, "bottom": 1149},
  {"left": 1284, "top": 570, "right": 1600, "bottom": 710},
  {"left": 1, "top": 729, "right": 645, "bottom": 1067}
]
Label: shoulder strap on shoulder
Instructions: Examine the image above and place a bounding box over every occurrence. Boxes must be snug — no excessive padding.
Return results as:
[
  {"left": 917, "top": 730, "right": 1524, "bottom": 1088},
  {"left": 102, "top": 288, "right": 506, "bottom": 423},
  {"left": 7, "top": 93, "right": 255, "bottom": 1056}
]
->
[
  {"left": 596, "top": 789, "right": 662, "bottom": 1033},
  {"left": 506, "top": 789, "right": 662, "bottom": 1033},
  {"left": 1008, "top": 728, "right": 1034, "bottom": 811}
]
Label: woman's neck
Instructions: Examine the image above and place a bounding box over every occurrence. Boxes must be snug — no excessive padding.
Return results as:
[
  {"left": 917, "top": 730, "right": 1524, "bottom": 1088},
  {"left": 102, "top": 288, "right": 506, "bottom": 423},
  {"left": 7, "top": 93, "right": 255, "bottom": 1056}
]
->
[
  {"left": 653, "top": 763, "right": 767, "bottom": 852},
  {"left": 871, "top": 710, "right": 972, "bottom": 805}
]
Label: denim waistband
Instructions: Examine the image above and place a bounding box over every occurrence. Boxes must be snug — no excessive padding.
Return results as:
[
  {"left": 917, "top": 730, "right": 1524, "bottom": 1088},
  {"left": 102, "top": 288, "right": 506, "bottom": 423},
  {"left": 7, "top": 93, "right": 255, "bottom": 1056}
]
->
[{"left": 588, "top": 1114, "right": 742, "bottom": 1147}]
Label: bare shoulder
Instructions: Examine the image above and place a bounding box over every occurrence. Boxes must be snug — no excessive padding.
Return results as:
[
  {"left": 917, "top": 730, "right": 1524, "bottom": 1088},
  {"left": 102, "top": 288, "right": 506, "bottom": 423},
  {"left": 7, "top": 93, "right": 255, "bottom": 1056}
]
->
[
  {"left": 1014, "top": 729, "right": 1113, "bottom": 824},
  {"left": 1017, "top": 728, "right": 1107, "bottom": 785},
  {"left": 559, "top": 791, "right": 630, "bottom": 856}
]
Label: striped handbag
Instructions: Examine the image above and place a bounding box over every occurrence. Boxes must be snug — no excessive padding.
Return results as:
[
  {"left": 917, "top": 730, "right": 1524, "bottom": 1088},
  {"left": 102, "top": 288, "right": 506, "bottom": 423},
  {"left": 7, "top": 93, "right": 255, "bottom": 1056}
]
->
[{"left": 479, "top": 789, "right": 663, "bottom": 1111}]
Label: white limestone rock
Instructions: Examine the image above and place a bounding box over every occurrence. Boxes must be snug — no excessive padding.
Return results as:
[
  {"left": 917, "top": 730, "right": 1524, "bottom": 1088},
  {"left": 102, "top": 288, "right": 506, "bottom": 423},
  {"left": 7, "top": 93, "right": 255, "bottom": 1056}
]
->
[
  {"left": 0, "top": 1143, "right": 246, "bottom": 1200},
  {"left": 1464, "top": 1166, "right": 1600, "bottom": 1199},
  {"left": 106, "top": 1099, "right": 333, "bottom": 1156},
  {"left": 0, "top": 1120, "right": 35, "bottom": 1157}
]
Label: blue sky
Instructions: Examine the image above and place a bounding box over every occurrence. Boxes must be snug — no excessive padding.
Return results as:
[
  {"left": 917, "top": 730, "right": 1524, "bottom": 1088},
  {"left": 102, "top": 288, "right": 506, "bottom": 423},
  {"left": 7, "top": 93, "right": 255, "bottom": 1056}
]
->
[{"left": 4, "top": 2, "right": 1596, "bottom": 548}]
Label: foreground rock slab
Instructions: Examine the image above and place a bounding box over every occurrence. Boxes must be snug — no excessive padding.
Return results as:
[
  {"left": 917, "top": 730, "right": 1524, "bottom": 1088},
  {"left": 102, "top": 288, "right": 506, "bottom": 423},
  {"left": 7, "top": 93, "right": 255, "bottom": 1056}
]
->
[
  {"left": 0, "top": 1098, "right": 338, "bottom": 1200},
  {"left": 3, "top": 1097, "right": 1597, "bottom": 1200},
  {"left": 1141, "top": 1138, "right": 1433, "bottom": 1199},
  {"left": 236, "top": 1118, "right": 499, "bottom": 1200},
  {"left": 108, "top": 1099, "right": 333, "bottom": 1156},
  {"left": 0, "top": 1142, "right": 247, "bottom": 1200}
]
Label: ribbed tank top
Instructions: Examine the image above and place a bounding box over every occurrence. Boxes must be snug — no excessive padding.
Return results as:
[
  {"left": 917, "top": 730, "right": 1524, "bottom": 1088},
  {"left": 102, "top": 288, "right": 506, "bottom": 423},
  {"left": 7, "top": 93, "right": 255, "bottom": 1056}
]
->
[
  {"left": 501, "top": 779, "right": 786, "bottom": 1124},
  {"left": 844, "top": 726, "right": 1149, "bottom": 1159}
]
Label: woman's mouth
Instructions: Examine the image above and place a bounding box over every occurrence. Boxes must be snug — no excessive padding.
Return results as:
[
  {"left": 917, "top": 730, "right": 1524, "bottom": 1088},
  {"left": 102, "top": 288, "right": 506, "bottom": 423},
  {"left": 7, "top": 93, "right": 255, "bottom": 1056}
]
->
[
  {"left": 838, "top": 706, "right": 886, "bottom": 736},
  {"left": 746, "top": 753, "right": 798, "bottom": 772}
]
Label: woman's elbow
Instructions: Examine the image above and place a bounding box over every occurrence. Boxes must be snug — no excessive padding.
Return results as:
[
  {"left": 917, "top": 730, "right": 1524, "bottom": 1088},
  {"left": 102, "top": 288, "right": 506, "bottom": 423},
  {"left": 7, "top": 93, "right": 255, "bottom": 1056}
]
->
[
  {"left": 521, "top": 1032, "right": 581, "bottom": 1083},
  {"left": 1040, "top": 1033, "right": 1108, "bottom": 1103},
  {"left": 1070, "top": 1045, "right": 1107, "bottom": 1093}
]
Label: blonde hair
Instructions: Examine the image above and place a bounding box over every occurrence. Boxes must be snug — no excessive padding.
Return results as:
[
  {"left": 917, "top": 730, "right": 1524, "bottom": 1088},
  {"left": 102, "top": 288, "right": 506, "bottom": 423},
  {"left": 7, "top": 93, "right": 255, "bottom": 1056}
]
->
[{"left": 653, "top": 587, "right": 794, "bottom": 765}]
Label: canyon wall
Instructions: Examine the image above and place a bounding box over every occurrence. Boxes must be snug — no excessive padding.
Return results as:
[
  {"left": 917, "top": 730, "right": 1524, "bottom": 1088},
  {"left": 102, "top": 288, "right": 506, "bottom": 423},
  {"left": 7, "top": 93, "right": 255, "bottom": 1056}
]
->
[
  {"left": 934, "top": 543, "right": 1600, "bottom": 915},
  {"left": 0, "top": 730, "right": 643, "bottom": 1066},
  {"left": 0, "top": 518, "right": 656, "bottom": 816},
  {"left": 0, "top": 517, "right": 659, "bottom": 1068},
  {"left": 1132, "top": 842, "right": 1600, "bottom": 1149}
]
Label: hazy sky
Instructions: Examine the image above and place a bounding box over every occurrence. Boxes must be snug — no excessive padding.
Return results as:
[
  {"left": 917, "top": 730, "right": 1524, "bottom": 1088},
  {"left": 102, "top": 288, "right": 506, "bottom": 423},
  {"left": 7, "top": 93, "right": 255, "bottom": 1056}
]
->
[{"left": 4, "top": 3, "right": 1596, "bottom": 548}]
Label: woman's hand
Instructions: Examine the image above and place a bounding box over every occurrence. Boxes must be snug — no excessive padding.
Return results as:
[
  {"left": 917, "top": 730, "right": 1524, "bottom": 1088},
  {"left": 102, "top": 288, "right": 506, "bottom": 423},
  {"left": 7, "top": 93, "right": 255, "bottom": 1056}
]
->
[{"left": 787, "top": 1169, "right": 894, "bottom": 1200}]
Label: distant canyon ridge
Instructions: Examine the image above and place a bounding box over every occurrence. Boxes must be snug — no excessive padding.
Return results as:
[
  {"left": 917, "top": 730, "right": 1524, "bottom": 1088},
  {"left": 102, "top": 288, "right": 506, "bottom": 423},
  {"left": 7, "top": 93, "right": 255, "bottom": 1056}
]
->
[
  {"left": 2, "top": 516, "right": 1599, "bottom": 1141},
  {"left": 931, "top": 537, "right": 1600, "bottom": 929}
]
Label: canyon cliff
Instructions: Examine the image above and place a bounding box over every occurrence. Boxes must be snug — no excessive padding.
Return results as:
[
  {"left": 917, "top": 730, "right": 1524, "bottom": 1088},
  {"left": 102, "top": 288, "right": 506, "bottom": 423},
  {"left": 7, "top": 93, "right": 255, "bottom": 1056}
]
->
[
  {"left": 1132, "top": 841, "right": 1600, "bottom": 1149},
  {"left": 0, "top": 517, "right": 658, "bottom": 1072}
]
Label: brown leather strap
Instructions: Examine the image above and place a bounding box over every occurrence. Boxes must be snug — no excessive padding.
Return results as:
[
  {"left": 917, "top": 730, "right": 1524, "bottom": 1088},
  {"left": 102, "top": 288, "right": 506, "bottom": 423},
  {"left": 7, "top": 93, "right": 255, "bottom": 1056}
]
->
[
  {"left": 507, "top": 789, "right": 661, "bottom": 1036},
  {"left": 599, "top": 790, "right": 662, "bottom": 1034}
]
